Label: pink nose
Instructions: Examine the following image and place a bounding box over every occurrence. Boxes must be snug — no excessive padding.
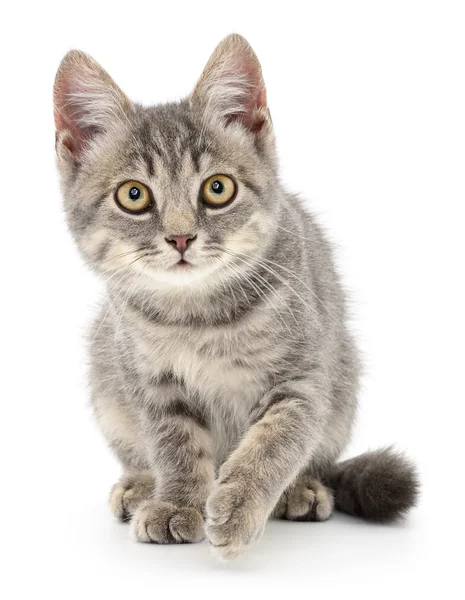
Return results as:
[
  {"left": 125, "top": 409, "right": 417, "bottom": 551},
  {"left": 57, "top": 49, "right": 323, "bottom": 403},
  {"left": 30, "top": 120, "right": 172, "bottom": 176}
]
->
[{"left": 165, "top": 234, "right": 197, "bottom": 254}]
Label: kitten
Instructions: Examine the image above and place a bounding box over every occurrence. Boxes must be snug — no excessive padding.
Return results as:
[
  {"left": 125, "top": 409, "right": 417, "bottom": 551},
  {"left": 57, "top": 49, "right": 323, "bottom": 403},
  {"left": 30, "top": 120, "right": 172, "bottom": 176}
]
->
[{"left": 54, "top": 34, "right": 418, "bottom": 560}]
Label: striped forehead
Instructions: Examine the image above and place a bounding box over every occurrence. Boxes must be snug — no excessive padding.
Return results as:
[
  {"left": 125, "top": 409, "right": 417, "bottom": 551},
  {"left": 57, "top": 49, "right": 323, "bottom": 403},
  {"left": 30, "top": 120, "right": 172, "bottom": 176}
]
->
[{"left": 129, "top": 105, "right": 213, "bottom": 179}]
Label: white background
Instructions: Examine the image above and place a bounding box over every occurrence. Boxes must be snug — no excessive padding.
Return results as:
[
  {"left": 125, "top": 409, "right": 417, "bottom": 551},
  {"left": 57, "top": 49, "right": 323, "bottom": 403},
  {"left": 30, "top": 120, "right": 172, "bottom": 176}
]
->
[{"left": 1, "top": 1, "right": 464, "bottom": 598}]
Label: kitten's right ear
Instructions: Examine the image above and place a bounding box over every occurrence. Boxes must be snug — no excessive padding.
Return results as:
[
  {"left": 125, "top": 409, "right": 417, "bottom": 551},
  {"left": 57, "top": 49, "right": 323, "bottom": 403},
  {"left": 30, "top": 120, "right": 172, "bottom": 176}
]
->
[{"left": 53, "top": 50, "right": 132, "bottom": 158}]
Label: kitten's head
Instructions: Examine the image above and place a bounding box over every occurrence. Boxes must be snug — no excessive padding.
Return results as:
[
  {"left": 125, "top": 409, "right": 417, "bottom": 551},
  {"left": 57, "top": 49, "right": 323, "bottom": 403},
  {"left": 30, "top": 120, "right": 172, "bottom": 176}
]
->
[{"left": 54, "top": 35, "right": 280, "bottom": 294}]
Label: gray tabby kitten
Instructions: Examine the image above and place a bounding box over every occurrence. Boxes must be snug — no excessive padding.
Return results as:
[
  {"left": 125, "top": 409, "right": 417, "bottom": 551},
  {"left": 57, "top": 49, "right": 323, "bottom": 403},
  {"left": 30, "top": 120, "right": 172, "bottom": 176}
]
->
[{"left": 54, "top": 34, "right": 418, "bottom": 561}]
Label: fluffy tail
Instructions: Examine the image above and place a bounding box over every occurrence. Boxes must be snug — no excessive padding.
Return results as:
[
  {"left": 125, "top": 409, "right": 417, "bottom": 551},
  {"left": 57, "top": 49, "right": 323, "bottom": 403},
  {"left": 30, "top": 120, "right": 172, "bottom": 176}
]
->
[{"left": 326, "top": 447, "right": 419, "bottom": 523}]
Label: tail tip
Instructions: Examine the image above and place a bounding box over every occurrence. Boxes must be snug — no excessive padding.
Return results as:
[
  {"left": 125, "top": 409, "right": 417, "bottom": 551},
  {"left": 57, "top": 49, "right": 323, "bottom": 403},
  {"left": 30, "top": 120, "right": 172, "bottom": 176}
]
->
[
  {"left": 331, "top": 447, "right": 420, "bottom": 523},
  {"left": 362, "top": 448, "right": 420, "bottom": 522}
]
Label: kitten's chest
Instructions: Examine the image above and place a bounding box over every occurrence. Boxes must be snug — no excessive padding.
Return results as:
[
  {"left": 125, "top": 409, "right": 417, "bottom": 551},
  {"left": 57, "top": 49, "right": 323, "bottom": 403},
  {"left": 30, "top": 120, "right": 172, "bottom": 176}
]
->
[
  {"left": 136, "top": 325, "right": 270, "bottom": 405},
  {"left": 127, "top": 311, "right": 286, "bottom": 409},
  {"left": 125, "top": 311, "right": 288, "bottom": 462}
]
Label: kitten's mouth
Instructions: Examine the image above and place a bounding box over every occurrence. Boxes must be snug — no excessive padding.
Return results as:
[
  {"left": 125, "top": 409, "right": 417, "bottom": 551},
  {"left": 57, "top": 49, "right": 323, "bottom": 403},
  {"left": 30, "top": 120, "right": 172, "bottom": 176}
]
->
[{"left": 171, "top": 259, "right": 193, "bottom": 270}]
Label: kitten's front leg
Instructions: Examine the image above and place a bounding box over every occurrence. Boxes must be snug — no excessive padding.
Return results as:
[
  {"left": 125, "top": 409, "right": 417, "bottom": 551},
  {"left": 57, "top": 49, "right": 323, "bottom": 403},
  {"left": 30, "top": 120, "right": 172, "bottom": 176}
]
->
[
  {"left": 206, "top": 379, "right": 328, "bottom": 560},
  {"left": 131, "top": 398, "right": 214, "bottom": 544}
]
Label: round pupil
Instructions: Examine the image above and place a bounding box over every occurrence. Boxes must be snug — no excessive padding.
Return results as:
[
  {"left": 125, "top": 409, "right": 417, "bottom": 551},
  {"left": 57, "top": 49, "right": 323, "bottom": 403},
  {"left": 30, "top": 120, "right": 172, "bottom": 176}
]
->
[
  {"left": 129, "top": 186, "right": 141, "bottom": 200},
  {"left": 211, "top": 180, "right": 224, "bottom": 194}
]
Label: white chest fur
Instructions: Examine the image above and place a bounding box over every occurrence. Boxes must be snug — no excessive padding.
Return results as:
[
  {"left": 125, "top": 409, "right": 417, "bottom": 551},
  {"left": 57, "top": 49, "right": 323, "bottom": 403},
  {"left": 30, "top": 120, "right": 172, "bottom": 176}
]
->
[{"left": 124, "top": 304, "right": 288, "bottom": 460}]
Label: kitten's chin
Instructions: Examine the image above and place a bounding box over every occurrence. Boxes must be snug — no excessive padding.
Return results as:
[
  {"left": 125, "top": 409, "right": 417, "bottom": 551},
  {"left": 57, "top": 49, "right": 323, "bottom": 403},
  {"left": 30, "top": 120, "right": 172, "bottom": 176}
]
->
[{"left": 140, "top": 262, "right": 220, "bottom": 289}]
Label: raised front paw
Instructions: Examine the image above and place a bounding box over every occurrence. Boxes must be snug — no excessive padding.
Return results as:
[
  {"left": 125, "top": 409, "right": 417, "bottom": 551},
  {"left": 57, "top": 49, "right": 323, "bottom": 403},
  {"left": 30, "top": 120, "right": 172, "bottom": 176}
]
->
[
  {"left": 206, "top": 479, "right": 268, "bottom": 561},
  {"left": 131, "top": 500, "right": 205, "bottom": 544}
]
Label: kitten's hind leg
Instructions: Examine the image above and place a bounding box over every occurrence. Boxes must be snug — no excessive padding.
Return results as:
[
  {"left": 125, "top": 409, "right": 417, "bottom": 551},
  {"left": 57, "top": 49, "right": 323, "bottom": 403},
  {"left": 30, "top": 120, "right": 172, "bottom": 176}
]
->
[
  {"left": 272, "top": 473, "right": 334, "bottom": 522},
  {"left": 109, "top": 471, "right": 154, "bottom": 522}
]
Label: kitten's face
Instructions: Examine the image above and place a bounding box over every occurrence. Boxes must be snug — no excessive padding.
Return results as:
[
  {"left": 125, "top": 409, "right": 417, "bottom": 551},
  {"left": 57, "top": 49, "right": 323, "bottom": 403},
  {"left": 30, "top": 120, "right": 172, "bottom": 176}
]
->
[{"left": 55, "top": 36, "right": 278, "bottom": 294}]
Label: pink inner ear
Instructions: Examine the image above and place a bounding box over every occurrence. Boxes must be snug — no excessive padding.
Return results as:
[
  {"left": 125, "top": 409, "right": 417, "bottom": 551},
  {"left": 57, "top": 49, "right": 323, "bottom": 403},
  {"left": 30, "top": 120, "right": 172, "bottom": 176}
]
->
[
  {"left": 54, "top": 67, "right": 102, "bottom": 155},
  {"left": 55, "top": 111, "right": 100, "bottom": 155},
  {"left": 222, "top": 52, "right": 268, "bottom": 133},
  {"left": 226, "top": 93, "right": 266, "bottom": 132},
  {"left": 54, "top": 110, "right": 82, "bottom": 154},
  {"left": 250, "top": 88, "right": 267, "bottom": 133},
  {"left": 236, "top": 87, "right": 267, "bottom": 132}
]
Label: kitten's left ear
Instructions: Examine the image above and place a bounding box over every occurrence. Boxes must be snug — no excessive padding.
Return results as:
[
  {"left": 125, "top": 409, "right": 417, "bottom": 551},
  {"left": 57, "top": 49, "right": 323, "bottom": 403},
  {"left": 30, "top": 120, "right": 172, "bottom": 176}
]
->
[{"left": 190, "top": 34, "right": 270, "bottom": 135}]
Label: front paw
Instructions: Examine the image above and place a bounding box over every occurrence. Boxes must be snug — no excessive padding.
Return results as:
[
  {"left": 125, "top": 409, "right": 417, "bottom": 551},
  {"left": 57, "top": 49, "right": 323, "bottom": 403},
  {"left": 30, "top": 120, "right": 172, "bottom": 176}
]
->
[
  {"left": 206, "top": 479, "right": 268, "bottom": 561},
  {"left": 109, "top": 472, "right": 154, "bottom": 521},
  {"left": 131, "top": 500, "right": 204, "bottom": 544}
]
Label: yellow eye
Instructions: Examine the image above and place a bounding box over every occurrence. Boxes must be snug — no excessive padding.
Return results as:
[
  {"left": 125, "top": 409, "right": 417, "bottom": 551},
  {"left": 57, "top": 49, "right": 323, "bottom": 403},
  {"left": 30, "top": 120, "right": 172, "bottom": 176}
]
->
[
  {"left": 201, "top": 174, "right": 237, "bottom": 207},
  {"left": 115, "top": 181, "right": 152, "bottom": 213}
]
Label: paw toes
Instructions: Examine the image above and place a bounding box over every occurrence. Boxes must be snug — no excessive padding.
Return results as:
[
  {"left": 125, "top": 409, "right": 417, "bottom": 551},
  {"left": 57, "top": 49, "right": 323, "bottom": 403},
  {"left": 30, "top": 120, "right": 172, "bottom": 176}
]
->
[
  {"left": 210, "top": 539, "right": 247, "bottom": 562},
  {"left": 206, "top": 483, "right": 267, "bottom": 560},
  {"left": 132, "top": 501, "right": 205, "bottom": 544},
  {"left": 314, "top": 489, "right": 334, "bottom": 521},
  {"left": 206, "top": 483, "right": 237, "bottom": 525},
  {"left": 285, "top": 487, "right": 314, "bottom": 519},
  {"left": 109, "top": 482, "right": 130, "bottom": 521},
  {"left": 109, "top": 473, "right": 154, "bottom": 521},
  {"left": 279, "top": 478, "right": 334, "bottom": 522},
  {"left": 169, "top": 507, "right": 204, "bottom": 543}
]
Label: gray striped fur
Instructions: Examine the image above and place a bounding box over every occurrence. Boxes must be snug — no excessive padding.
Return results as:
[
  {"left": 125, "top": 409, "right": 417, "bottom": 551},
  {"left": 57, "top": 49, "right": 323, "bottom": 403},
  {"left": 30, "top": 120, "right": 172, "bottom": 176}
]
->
[{"left": 54, "top": 34, "right": 418, "bottom": 561}]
